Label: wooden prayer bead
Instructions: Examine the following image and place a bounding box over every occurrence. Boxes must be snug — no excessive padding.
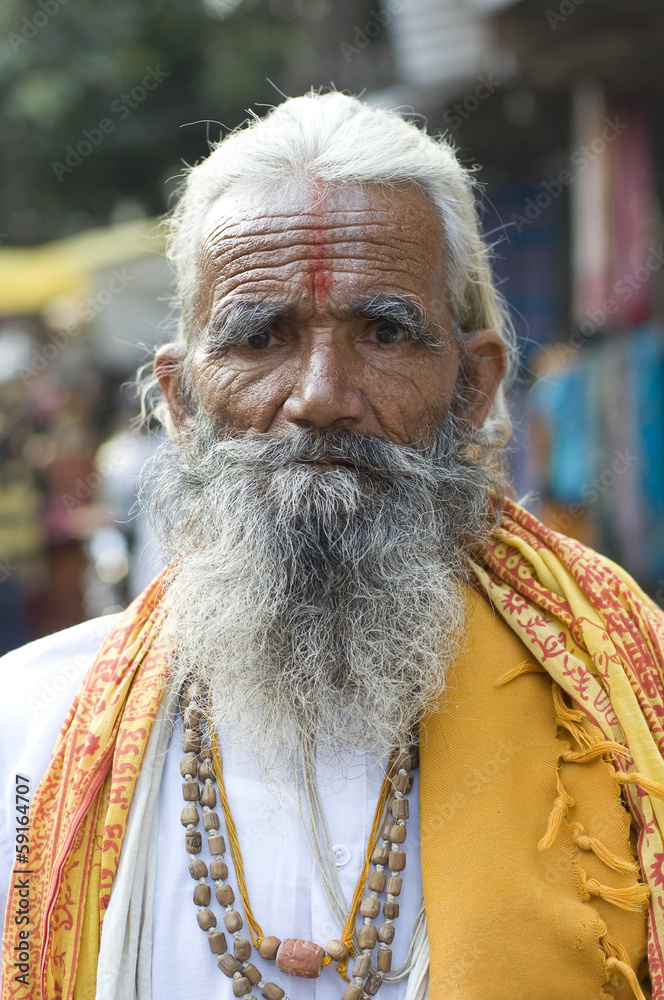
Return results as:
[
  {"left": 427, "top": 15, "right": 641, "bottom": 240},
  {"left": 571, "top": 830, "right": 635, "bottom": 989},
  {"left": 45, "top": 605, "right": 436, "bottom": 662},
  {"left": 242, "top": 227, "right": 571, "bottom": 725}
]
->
[
  {"left": 358, "top": 924, "right": 377, "bottom": 949},
  {"left": 388, "top": 850, "right": 406, "bottom": 871},
  {"left": 386, "top": 876, "right": 402, "bottom": 896},
  {"left": 232, "top": 976, "right": 251, "bottom": 997},
  {"left": 197, "top": 908, "right": 216, "bottom": 930},
  {"left": 390, "top": 797, "right": 408, "bottom": 820},
  {"left": 392, "top": 771, "right": 412, "bottom": 794},
  {"left": 371, "top": 845, "right": 389, "bottom": 866},
  {"left": 186, "top": 831, "right": 202, "bottom": 853},
  {"left": 368, "top": 871, "right": 386, "bottom": 892},
  {"left": 259, "top": 935, "right": 281, "bottom": 960},
  {"left": 189, "top": 859, "right": 207, "bottom": 879},
  {"left": 352, "top": 954, "right": 371, "bottom": 978},
  {"left": 210, "top": 859, "right": 228, "bottom": 880},
  {"left": 393, "top": 750, "right": 415, "bottom": 772},
  {"left": 183, "top": 730, "right": 202, "bottom": 753},
  {"left": 325, "top": 939, "right": 349, "bottom": 961},
  {"left": 341, "top": 985, "right": 363, "bottom": 1000},
  {"left": 181, "top": 806, "right": 199, "bottom": 828},
  {"left": 193, "top": 884, "right": 211, "bottom": 906},
  {"left": 360, "top": 896, "right": 381, "bottom": 919},
  {"left": 243, "top": 964, "right": 261, "bottom": 986},
  {"left": 383, "top": 901, "right": 399, "bottom": 920},
  {"left": 200, "top": 784, "right": 217, "bottom": 808},
  {"left": 262, "top": 984, "right": 285, "bottom": 1000},
  {"left": 197, "top": 741, "right": 212, "bottom": 762},
  {"left": 208, "top": 833, "right": 227, "bottom": 856},
  {"left": 183, "top": 705, "right": 203, "bottom": 729},
  {"left": 181, "top": 681, "right": 203, "bottom": 710},
  {"left": 203, "top": 811, "right": 220, "bottom": 831},
  {"left": 180, "top": 753, "right": 198, "bottom": 778},
  {"left": 218, "top": 953, "right": 240, "bottom": 977},
  {"left": 198, "top": 760, "right": 215, "bottom": 781},
  {"left": 389, "top": 823, "right": 406, "bottom": 845},
  {"left": 377, "top": 948, "right": 392, "bottom": 973},
  {"left": 377, "top": 922, "right": 395, "bottom": 944},
  {"left": 276, "top": 938, "right": 324, "bottom": 978},
  {"left": 216, "top": 884, "right": 235, "bottom": 906},
  {"left": 208, "top": 930, "right": 227, "bottom": 954},
  {"left": 224, "top": 910, "right": 243, "bottom": 933},
  {"left": 234, "top": 937, "right": 251, "bottom": 962},
  {"left": 365, "top": 973, "right": 383, "bottom": 995},
  {"left": 182, "top": 781, "right": 200, "bottom": 801}
]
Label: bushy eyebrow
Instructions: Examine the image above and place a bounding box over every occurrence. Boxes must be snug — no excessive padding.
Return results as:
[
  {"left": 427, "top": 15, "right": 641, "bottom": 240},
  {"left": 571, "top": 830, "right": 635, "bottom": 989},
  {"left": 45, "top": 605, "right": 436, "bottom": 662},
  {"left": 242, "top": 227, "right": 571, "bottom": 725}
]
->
[
  {"left": 350, "top": 295, "right": 446, "bottom": 349},
  {"left": 202, "top": 301, "right": 292, "bottom": 351},
  {"left": 201, "top": 295, "right": 448, "bottom": 352}
]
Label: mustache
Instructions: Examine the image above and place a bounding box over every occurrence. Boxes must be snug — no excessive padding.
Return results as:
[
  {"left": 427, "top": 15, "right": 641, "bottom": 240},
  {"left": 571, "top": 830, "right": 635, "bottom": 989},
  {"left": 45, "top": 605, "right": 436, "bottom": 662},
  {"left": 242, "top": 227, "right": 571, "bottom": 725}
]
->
[{"left": 188, "top": 422, "right": 471, "bottom": 486}]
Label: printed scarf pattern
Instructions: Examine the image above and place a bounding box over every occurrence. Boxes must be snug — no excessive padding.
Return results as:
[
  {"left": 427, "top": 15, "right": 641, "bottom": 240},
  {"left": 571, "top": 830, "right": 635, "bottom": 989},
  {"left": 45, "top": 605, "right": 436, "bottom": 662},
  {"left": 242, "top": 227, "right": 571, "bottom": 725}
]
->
[
  {"left": 1, "top": 569, "right": 172, "bottom": 999},
  {"left": 469, "top": 497, "right": 664, "bottom": 997}
]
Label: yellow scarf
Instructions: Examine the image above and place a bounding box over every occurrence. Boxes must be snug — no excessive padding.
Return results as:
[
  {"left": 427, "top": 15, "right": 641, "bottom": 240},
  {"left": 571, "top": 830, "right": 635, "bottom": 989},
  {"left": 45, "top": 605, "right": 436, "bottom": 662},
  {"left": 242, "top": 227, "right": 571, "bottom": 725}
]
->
[{"left": 3, "top": 498, "right": 664, "bottom": 998}]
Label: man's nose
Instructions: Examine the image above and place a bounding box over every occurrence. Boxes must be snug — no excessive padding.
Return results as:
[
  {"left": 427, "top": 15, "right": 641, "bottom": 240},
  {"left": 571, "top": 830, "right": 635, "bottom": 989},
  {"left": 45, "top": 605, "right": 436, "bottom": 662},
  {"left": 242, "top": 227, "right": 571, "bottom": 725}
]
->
[{"left": 281, "top": 344, "right": 366, "bottom": 430}]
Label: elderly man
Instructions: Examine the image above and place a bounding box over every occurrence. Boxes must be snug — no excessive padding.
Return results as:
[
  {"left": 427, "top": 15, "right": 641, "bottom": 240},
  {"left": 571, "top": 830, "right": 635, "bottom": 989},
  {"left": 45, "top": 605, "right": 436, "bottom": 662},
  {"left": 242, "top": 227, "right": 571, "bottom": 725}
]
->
[{"left": 1, "top": 93, "right": 663, "bottom": 1000}]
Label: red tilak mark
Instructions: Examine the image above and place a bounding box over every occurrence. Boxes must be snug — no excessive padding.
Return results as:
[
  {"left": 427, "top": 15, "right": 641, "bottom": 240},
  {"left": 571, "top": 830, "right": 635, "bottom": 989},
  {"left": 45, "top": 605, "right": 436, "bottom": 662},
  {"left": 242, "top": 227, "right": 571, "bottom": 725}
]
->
[
  {"left": 306, "top": 232, "right": 332, "bottom": 302},
  {"left": 304, "top": 183, "right": 333, "bottom": 303}
]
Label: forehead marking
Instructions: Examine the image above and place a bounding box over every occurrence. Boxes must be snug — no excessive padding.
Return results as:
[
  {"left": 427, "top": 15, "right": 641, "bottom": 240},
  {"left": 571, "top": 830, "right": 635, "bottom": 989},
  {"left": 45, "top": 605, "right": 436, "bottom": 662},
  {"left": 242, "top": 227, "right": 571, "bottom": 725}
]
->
[{"left": 304, "top": 182, "right": 333, "bottom": 304}]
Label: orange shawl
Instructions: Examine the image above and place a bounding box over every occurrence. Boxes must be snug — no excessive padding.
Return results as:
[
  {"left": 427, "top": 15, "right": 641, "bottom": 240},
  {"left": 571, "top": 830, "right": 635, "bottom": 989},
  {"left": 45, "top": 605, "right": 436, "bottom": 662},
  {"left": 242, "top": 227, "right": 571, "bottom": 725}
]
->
[{"left": 3, "top": 498, "right": 664, "bottom": 998}]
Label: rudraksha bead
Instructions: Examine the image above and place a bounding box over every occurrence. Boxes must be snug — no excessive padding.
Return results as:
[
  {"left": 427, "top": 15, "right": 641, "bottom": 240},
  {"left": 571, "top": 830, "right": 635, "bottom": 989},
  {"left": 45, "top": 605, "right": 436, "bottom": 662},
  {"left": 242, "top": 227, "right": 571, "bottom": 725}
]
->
[{"left": 223, "top": 909, "right": 243, "bottom": 933}]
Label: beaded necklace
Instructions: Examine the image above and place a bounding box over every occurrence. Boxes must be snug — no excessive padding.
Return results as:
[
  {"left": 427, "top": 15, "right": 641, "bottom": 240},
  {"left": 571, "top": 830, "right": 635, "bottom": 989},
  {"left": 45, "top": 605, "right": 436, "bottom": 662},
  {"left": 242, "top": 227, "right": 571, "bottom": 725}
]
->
[{"left": 179, "top": 681, "right": 418, "bottom": 999}]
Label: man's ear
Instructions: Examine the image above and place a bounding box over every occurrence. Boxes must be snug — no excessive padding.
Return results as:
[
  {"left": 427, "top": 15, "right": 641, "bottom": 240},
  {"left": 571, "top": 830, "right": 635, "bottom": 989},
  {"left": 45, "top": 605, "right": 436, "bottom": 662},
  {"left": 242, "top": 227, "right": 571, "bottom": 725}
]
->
[
  {"left": 154, "top": 343, "right": 194, "bottom": 436},
  {"left": 462, "top": 329, "right": 509, "bottom": 428}
]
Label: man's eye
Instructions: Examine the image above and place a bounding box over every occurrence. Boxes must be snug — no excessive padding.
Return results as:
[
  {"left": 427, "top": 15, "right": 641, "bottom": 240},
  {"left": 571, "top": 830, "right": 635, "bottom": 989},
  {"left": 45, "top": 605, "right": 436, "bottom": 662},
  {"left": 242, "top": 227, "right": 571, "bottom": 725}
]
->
[
  {"left": 372, "top": 325, "right": 404, "bottom": 345},
  {"left": 246, "top": 331, "right": 274, "bottom": 349}
]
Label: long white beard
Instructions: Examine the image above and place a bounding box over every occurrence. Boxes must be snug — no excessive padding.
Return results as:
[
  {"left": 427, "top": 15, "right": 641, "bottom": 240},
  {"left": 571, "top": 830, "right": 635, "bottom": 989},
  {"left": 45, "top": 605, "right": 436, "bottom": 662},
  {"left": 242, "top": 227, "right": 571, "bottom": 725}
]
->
[{"left": 142, "top": 415, "right": 495, "bottom": 773}]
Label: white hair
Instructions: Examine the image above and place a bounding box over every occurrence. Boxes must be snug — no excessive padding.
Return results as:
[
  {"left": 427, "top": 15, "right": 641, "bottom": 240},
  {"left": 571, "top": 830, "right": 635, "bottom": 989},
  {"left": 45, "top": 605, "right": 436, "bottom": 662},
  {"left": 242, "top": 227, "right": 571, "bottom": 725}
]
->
[{"left": 143, "top": 91, "right": 517, "bottom": 453}]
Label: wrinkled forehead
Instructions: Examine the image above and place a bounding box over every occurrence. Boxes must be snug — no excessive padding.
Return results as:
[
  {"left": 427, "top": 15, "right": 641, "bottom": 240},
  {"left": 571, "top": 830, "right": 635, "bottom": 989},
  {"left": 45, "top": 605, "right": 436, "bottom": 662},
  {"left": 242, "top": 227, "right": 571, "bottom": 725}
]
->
[{"left": 192, "top": 180, "right": 450, "bottom": 324}]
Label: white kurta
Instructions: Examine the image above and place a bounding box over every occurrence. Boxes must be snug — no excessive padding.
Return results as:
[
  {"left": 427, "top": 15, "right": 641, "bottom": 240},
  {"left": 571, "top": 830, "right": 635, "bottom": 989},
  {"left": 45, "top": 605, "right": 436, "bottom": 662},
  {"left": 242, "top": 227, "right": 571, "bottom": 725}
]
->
[{"left": 0, "top": 617, "right": 423, "bottom": 1000}]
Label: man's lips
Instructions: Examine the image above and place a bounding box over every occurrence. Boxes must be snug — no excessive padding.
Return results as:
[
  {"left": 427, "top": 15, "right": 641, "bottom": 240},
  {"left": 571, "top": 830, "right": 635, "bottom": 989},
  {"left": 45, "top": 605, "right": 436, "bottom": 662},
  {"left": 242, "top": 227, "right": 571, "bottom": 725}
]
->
[{"left": 296, "top": 456, "right": 353, "bottom": 467}]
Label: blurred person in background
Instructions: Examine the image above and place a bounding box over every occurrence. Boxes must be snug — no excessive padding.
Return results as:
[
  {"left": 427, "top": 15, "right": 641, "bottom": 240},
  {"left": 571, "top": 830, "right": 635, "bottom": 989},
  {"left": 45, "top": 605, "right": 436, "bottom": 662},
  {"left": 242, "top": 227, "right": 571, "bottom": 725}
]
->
[{"left": 1, "top": 93, "right": 663, "bottom": 1000}]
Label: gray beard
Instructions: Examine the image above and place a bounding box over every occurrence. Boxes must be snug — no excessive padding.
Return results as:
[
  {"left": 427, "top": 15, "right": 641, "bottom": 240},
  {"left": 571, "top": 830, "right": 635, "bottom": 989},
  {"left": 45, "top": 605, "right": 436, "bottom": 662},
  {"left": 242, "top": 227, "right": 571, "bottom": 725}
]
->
[{"left": 141, "top": 412, "right": 496, "bottom": 773}]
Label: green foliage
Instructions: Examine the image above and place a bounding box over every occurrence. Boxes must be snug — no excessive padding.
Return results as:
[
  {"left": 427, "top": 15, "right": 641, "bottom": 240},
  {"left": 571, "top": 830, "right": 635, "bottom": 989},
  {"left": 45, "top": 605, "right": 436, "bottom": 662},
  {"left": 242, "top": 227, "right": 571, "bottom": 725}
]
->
[{"left": 0, "top": 0, "right": 309, "bottom": 242}]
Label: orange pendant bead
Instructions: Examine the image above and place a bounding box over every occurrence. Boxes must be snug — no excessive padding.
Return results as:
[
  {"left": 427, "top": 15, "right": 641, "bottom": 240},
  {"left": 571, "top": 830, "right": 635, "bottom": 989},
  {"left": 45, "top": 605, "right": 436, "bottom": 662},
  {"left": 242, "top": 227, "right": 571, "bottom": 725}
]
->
[{"left": 275, "top": 938, "right": 324, "bottom": 978}]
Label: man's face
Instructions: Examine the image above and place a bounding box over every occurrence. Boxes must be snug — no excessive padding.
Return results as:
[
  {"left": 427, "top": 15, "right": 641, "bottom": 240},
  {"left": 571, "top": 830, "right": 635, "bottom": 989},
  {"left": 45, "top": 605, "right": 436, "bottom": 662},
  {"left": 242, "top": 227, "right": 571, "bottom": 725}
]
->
[
  {"left": 149, "top": 182, "right": 505, "bottom": 763},
  {"left": 158, "top": 181, "right": 504, "bottom": 443}
]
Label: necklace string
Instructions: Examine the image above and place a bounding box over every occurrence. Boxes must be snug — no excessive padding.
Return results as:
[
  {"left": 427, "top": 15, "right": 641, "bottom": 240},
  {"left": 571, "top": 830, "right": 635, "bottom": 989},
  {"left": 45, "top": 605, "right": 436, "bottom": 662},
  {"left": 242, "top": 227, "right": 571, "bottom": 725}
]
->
[
  {"left": 206, "top": 711, "right": 394, "bottom": 980},
  {"left": 297, "top": 740, "right": 423, "bottom": 983},
  {"left": 208, "top": 717, "right": 264, "bottom": 949}
]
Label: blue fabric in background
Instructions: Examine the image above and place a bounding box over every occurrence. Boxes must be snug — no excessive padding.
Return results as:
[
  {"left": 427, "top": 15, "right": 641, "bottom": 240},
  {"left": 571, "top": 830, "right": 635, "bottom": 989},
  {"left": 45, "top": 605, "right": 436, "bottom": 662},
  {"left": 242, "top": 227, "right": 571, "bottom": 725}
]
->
[
  {"left": 479, "top": 180, "right": 567, "bottom": 359},
  {"left": 530, "top": 362, "right": 593, "bottom": 503},
  {"left": 627, "top": 324, "right": 664, "bottom": 579}
]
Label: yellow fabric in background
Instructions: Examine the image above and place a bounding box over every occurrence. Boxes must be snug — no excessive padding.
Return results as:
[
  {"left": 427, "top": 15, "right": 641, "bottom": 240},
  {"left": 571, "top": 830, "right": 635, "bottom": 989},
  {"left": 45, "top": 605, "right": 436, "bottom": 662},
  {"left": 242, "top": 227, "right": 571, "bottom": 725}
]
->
[{"left": 0, "top": 219, "right": 164, "bottom": 315}]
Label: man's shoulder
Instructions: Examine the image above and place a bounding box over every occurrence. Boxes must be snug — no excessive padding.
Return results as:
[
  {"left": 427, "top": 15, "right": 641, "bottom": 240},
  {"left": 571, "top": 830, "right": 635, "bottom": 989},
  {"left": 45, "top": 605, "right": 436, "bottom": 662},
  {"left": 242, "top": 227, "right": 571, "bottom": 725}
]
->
[
  {"left": 0, "top": 614, "right": 121, "bottom": 732},
  {"left": 0, "top": 615, "right": 122, "bottom": 910}
]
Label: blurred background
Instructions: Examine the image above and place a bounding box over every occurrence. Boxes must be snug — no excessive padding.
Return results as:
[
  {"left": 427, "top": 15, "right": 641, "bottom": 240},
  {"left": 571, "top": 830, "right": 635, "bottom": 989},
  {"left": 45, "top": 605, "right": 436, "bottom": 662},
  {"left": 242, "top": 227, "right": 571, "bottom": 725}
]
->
[{"left": 0, "top": 0, "right": 663, "bottom": 652}]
